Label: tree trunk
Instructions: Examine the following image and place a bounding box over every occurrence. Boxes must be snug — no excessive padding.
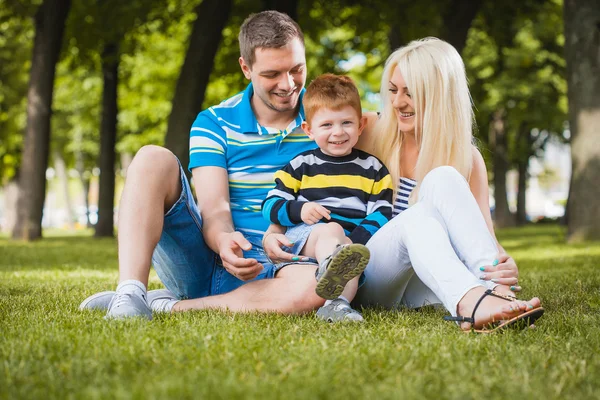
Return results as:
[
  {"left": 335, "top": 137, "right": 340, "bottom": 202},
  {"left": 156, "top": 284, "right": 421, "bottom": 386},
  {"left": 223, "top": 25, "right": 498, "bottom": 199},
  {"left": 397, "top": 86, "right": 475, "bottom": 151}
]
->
[
  {"left": 564, "top": 0, "right": 600, "bottom": 241},
  {"left": 164, "top": 0, "right": 233, "bottom": 172},
  {"left": 3, "top": 178, "right": 20, "bottom": 234},
  {"left": 95, "top": 42, "right": 119, "bottom": 238},
  {"left": 441, "top": 0, "right": 484, "bottom": 54},
  {"left": 388, "top": 23, "right": 405, "bottom": 52},
  {"left": 489, "top": 109, "right": 514, "bottom": 227},
  {"left": 263, "top": 0, "right": 298, "bottom": 21},
  {"left": 516, "top": 127, "right": 533, "bottom": 225},
  {"left": 12, "top": 0, "right": 71, "bottom": 240},
  {"left": 53, "top": 149, "right": 74, "bottom": 229},
  {"left": 516, "top": 154, "right": 528, "bottom": 226}
]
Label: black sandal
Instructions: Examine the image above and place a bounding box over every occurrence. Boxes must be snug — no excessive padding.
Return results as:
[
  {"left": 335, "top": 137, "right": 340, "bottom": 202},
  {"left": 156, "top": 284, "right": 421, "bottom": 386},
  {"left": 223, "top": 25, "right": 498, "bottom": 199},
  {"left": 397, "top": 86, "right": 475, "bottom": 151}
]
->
[{"left": 444, "top": 289, "right": 545, "bottom": 333}]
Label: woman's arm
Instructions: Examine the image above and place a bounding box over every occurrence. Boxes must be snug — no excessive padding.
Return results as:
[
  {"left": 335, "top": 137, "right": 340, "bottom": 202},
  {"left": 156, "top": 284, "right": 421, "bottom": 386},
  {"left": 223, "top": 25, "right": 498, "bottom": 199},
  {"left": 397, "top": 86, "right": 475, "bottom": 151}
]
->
[
  {"left": 468, "top": 147, "right": 504, "bottom": 251},
  {"left": 469, "top": 147, "right": 519, "bottom": 289}
]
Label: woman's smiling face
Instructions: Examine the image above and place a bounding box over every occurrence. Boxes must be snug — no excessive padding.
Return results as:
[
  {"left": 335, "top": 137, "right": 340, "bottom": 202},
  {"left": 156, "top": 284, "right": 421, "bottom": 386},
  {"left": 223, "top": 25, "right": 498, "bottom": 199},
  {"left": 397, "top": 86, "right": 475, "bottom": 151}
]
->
[{"left": 389, "top": 67, "right": 415, "bottom": 135}]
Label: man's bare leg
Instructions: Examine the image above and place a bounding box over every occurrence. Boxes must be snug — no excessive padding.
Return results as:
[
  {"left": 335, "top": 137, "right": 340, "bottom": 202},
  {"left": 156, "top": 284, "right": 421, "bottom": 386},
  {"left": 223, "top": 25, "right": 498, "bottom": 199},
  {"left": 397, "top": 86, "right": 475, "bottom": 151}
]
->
[
  {"left": 117, "top": 145, "right": 182, "bottom": 286},
  {"left": 173, "top": 264, "right": 325, "bottom": 314},
  {"left": 105, "top": 146, "right": 182, "bottom": 320}
]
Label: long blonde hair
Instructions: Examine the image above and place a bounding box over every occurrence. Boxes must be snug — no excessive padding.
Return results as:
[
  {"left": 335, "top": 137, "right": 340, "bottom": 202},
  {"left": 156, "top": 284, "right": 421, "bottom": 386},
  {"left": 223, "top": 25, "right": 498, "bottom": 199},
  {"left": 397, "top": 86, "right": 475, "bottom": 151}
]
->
[{"left": 373, "top": 37, "right": 474, "bottom": 203}]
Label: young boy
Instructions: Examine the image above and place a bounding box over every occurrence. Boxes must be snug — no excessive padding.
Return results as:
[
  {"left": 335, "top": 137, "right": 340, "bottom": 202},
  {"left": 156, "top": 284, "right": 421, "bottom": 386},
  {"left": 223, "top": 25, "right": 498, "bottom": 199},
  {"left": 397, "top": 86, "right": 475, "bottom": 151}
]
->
[{"left": 261, "top": 74, "right": 394, "bottom": 322}]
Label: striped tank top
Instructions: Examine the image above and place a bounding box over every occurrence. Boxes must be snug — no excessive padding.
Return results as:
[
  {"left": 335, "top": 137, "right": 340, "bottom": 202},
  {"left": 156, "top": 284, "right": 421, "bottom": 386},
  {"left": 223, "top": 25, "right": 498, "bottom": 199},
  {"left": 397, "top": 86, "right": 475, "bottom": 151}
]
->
[{"left": 393, "top": 177, "right": 417, "bottom": 217}]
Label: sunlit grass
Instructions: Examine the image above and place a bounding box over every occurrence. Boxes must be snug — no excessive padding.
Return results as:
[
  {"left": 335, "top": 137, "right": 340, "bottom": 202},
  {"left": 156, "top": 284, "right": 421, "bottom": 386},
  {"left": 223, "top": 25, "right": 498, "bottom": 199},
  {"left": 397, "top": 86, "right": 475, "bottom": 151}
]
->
[{"left": 1, "top": 224, "right": 599, "bottom": 399}]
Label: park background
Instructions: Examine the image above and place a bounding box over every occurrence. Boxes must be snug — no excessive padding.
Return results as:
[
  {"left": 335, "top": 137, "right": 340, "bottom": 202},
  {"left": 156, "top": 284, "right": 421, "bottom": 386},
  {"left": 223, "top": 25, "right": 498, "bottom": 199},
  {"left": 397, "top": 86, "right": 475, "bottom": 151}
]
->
[{"left": 1, "top": 0, "right": 599, "bottom": 399}]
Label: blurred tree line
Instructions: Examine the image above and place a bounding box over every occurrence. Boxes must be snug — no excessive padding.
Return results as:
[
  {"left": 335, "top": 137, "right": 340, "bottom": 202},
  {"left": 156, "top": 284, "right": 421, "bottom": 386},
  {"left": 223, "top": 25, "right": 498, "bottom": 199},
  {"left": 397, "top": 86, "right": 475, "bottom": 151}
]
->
[{"left": 0, "top": 0, "right": 598, "bottom": 241}]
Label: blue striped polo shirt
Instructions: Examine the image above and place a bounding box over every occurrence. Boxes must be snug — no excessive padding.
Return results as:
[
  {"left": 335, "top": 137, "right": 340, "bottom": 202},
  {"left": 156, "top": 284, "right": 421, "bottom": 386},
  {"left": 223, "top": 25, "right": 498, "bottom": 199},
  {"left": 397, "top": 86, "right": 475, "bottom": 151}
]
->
[{"left": 188, "top": 83, "right": 318, "bottom": 236}]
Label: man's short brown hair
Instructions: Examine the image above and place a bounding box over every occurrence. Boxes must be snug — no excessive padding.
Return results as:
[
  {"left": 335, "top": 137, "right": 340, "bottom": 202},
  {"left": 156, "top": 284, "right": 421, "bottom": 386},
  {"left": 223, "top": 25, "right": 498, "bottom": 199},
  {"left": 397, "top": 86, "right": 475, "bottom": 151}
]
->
[
  {"left": 303, "top": 74, "right": 363, "bottom": 124},
  {"left": 239, "top": 10, "right": 304, "bottom": 67}
]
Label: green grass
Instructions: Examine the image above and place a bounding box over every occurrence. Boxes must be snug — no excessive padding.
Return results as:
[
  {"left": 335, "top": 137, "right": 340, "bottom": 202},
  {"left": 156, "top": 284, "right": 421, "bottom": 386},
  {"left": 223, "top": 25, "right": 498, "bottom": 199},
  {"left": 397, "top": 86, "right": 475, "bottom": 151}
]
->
[{"left": 1, "top": 224, "right": 599, "bottom": 400}]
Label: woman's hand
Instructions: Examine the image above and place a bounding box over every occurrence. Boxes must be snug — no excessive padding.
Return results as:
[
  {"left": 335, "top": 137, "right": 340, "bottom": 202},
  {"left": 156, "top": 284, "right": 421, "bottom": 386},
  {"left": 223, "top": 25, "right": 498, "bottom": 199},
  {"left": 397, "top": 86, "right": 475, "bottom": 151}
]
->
[{"left": 479, "top": 253, "right": 522, "bottom": 292}]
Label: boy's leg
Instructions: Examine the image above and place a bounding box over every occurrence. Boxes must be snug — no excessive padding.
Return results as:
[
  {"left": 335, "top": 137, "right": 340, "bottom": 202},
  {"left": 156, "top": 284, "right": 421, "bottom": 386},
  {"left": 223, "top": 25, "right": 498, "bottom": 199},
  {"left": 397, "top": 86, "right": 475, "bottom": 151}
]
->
[
  {"left": 300, "top": 223, "right": 350, "bottom": 262},
  {"left": 296, "top": 223, "right": 366, "bottom": 322}
]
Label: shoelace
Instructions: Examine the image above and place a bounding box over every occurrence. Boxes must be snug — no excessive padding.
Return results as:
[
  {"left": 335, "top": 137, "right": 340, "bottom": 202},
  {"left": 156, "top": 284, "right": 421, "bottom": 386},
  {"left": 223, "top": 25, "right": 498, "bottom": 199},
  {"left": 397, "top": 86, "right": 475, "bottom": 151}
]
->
[{"left": 112, "top": 292, "right": 135, "bottom": 309}]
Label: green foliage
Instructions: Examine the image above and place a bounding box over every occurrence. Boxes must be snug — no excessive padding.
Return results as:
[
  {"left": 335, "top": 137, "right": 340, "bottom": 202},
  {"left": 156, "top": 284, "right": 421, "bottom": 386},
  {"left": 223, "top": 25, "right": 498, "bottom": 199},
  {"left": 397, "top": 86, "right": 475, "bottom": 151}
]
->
[
  {"left": 464, "top": 0, "right": 567, "bottom": 164},
  {"left": 1, "top": 225, "right": 600, "bottom": 399},
  {"left": 0, "top": 2, "right": 38, "bottom": 181},
  {"left": 0, "top": 0, "right": 570, "bottom": 184}
]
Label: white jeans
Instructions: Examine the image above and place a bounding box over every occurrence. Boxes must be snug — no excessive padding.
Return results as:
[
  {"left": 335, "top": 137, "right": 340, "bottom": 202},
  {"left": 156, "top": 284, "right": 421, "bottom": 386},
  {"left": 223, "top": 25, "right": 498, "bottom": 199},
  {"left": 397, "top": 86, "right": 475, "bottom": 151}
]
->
[{"left": 354, "top": 166, "right": 498, "bottom": 316}]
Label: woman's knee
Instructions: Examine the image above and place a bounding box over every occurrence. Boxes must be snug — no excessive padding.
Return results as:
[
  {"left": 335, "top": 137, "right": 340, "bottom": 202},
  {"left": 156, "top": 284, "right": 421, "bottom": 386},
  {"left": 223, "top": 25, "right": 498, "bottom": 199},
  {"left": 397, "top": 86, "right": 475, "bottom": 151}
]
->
[{"left": 420, "top": 166, "right": 468, "bottom": 198}]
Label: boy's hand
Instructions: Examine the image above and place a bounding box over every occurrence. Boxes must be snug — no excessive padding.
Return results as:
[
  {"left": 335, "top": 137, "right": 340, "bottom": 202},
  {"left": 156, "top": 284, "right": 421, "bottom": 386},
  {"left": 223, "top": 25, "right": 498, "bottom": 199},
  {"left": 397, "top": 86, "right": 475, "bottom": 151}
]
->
[
  {"left": 216, "top": 231, "right": 263, "bottom": 281},
  {"left": 301, "top": 202, "right": 331, "bottom": 225}
]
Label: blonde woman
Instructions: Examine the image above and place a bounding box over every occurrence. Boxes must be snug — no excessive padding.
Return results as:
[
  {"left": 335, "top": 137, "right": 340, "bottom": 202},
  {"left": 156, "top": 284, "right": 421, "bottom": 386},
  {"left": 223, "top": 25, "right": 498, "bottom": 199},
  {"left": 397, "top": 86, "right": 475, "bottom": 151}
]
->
[{"left": 353, "top": 37, "right": 544, "bottom": 332}]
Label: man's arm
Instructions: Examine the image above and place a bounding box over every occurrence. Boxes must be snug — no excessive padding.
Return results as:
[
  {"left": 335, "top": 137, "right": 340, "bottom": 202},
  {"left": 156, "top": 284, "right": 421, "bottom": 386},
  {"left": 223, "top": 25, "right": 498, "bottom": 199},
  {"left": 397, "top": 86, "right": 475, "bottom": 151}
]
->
[{"left": 192, "top": 166, "right": 263, "bottom": 281}]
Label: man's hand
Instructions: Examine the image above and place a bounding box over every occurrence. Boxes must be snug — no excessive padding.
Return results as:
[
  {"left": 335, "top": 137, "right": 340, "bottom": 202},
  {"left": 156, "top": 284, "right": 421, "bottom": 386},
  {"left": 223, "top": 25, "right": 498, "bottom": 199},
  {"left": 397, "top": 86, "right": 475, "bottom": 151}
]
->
[
  {"left": 301, "top": 202, "right": 331, "bottom": 225},
  {"left": 262, "top": 232, "right": 310, "bottom": 264},
  {"left": 216, "top": 231, "right": 263, "bottom": 281},
  {"left": 479, "top": 253, "right": 521, "bottom": 291}
]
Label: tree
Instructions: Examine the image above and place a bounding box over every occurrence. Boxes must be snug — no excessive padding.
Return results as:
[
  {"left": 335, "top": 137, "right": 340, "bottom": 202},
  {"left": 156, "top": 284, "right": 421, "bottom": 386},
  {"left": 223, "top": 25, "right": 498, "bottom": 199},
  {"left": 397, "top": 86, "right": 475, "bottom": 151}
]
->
[
  {"left": 163, "top": 0, "right": 233, "bottom": 171},
  {"left": 465, "top": 0, "right": 565, "bottom": 227},
  {"left": 564, "top": 0, "right": 600, "bottom": 241},
  {"left": 95, "top": 41, "right": 119, "bottom": 236},
  {"left": 12, "top": 0, "right": 72, "bottom": 240}
]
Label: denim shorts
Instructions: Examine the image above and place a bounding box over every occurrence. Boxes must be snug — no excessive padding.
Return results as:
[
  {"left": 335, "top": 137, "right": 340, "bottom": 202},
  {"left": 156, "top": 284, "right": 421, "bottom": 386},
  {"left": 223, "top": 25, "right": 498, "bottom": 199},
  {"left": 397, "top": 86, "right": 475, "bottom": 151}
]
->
[
  {"left": 270, "top": 223, "right": 319, "bottom": 269},
  {"left": 150, "top": 161, "right": 278, "bottom": 300}
]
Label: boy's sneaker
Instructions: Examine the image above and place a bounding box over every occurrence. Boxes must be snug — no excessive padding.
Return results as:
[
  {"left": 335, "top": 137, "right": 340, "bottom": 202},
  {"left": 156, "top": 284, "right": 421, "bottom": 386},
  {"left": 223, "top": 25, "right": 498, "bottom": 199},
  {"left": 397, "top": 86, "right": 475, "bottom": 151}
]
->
[
  {"left": 316, "top": 298, "right": 364, "bottom": 322},
  {"left": 315, "top": 243, "right": 370, "bottom": 300},
  {"left": 105, "top": 281, "right": 152, "bottom": 320}
]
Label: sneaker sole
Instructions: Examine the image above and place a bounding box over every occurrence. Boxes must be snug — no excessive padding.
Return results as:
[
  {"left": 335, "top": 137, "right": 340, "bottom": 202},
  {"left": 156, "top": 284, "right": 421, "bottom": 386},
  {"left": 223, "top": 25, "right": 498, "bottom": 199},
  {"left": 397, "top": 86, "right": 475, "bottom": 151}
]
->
[{"left": 315, "top": 244, "right": 370, "bottom": 300}]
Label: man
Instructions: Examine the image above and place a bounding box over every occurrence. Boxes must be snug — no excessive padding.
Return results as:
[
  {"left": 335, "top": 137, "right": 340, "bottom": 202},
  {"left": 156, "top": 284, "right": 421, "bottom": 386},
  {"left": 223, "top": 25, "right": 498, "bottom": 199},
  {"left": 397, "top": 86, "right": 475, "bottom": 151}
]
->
[{"left": 81, "top": 11, "right": 330, "bottom": 319}]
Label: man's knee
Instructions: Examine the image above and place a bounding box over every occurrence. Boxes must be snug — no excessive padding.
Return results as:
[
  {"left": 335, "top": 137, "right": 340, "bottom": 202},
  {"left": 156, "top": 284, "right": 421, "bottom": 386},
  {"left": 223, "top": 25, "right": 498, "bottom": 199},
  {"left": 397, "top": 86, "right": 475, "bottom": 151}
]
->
[
  {"left": 276, "top": 265, "right": 325, "bottom": 313},
  {"left": 126, "top": 145, "right": 182, "bottom": 207},
  {"left": 129, "top": 145, "right": 179, "bottom": 179}
]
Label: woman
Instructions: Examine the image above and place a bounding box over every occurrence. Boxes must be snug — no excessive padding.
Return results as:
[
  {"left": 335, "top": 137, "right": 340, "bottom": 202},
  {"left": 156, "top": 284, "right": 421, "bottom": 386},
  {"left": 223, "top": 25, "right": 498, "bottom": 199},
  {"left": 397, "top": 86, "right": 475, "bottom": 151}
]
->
[{"left": 351, "top": 37, "right": 544, "bottom": 332}]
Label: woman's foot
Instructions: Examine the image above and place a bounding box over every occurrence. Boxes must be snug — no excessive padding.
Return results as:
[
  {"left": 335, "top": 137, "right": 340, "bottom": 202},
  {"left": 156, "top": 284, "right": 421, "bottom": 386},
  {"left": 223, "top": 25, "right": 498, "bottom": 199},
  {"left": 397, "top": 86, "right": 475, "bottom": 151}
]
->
[
  {"left": 491, "top": 284, "right": 516, "bottom": 298},
  {"left": 457, "top": 286, "right": 542, "bottom": 331}
]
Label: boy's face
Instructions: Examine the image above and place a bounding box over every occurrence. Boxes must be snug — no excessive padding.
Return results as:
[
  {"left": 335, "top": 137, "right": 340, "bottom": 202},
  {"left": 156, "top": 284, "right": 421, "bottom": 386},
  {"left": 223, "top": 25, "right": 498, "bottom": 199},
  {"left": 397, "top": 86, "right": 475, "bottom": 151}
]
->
[
  {"left": 239, "top": 38, "right": 306, "bottom": 114},
  {"left": 302, "top": 105, "right": 366, "bottom": 157}
]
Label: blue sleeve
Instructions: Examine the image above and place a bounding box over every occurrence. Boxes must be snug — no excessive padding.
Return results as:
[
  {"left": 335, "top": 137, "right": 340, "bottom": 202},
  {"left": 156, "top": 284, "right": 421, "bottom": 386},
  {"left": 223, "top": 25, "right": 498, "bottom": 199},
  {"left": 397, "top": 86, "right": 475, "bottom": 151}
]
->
[
  {"left": 261, "top": 161, "right": 305, "bottom": 226},
  {"left": 188, "top": 110, "right": 228, "bottom": 171},
  {"left": 348, "top": 164, "right": 394, "bottom": 244}
]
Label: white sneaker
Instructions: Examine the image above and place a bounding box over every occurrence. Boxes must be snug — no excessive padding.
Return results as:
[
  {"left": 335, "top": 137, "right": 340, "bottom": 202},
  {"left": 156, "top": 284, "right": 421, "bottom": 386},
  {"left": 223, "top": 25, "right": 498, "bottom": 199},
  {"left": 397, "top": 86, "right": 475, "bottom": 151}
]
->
[
  {"left": 79, "top": 291, "right": 115, "bottom": 311},
  {"left": 316, "top": 298, "right": 364, "bottom": 322},
  {"left": 105, "top": 281, "right": 152, "bottom": 320},
  {"left": 81, "top": 289, "right": 178, "bottom": 314}
]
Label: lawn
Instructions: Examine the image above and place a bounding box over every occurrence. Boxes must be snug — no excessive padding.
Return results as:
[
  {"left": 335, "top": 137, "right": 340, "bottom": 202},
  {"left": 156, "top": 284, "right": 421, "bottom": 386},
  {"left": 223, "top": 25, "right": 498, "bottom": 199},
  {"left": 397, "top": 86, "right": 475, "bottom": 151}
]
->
[{"left": 1, "top": 224, "right": 599, "bottom": 400}]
